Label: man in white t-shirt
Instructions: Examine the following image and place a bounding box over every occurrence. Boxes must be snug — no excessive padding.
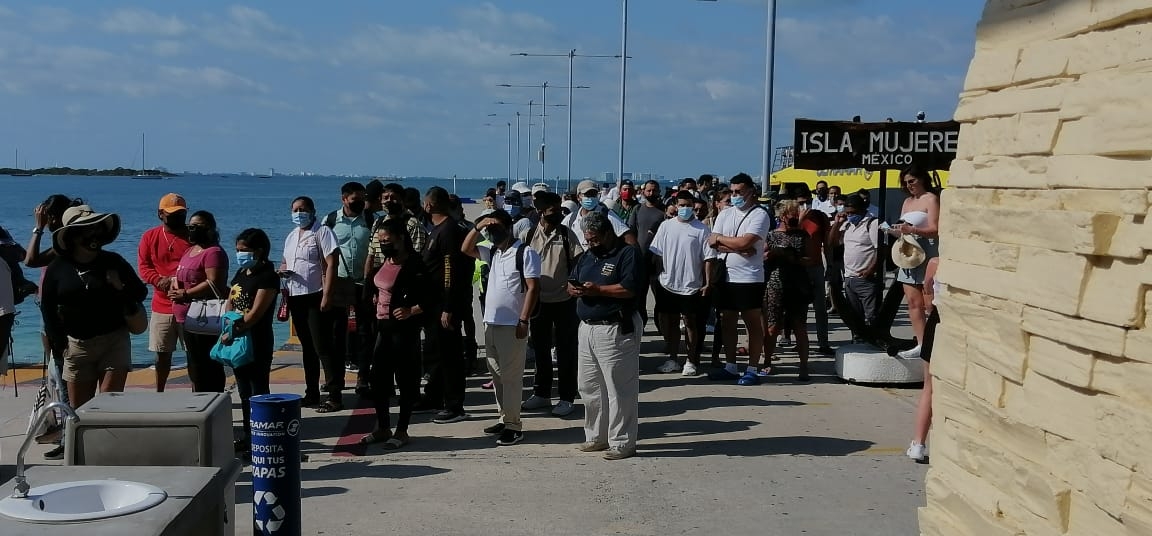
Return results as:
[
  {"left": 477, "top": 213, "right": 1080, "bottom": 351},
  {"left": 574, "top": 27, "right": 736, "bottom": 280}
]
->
[
  {"left": 562, "top": 179, "right": 636, "bottom": 248},
  {"left": 706, "top": 173, "right": 772, "bottom": 386},
  {"left": 462, "top": 209, "right": 540, "bottom": 447},
  {"left": 810, "top": 180, "right": 836, "bottom": 217},
  {"left": 650, "top": 191, "right": 717, "bottom": 377}
]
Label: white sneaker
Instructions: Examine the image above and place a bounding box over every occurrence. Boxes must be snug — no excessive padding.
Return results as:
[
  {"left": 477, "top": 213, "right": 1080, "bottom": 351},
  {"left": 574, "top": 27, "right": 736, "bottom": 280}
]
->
[
  {"left": 521, "top": 395, "right": 552, "bottom": 410},
  {"left": 906, "top": 442, "right": 927, "bottom": 462},
  {"left": 551, "top": 400, "right": 575, "bottom": 417},
  {"left": 897, "top": 345, "right": 922, "bottom": 359},
  {"left": 657, "top": 359, "right": 682, "bottom": 373},
  {"left": 682, "top": 363, "right": 698, "bottom": 377}
]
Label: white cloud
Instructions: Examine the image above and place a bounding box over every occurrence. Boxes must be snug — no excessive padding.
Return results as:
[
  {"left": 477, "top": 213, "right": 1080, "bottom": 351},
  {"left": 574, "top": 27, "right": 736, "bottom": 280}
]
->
[
  {"left": 201, "top": 6, "right": 314, "bottom": 60},
  {"left": 27, "top": 6, "right": 75, "bottom": 33},
  {"left": 142, "top": 40, "right": 187, "bottom": 57},
  {"left": 156, "top": 66, "right": 267, "bottom": 95},
  {"left": 101, "top": 8, "right": 189, "bottom": 37},
  {"left": 454, "top": 3, "right": 554, "bottom": 34}
]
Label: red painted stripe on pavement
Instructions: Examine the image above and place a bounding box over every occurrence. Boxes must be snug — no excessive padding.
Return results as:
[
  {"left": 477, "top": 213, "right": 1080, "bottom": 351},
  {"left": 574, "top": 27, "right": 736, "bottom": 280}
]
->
[{"left": 331, "top": 400, "right": 376, "bottom": 457}]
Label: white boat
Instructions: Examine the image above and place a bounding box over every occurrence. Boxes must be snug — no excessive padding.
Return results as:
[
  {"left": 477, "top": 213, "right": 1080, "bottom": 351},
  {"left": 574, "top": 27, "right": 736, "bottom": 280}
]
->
[
  {"left": 133, "top": 132, "right": 164, "bottom": 180},
  {"left": 258, "top": 167, "right": 274, "bottom": 179}
]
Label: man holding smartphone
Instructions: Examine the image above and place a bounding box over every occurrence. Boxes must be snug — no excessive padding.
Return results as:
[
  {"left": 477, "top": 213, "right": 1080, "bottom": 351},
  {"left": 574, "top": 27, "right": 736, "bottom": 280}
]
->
[{"left": 829, "top": 194, "right": 881, "bottom": 339}]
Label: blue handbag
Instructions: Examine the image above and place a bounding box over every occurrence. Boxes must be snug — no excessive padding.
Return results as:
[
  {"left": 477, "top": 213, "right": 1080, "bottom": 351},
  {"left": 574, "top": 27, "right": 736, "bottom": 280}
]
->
[{"left": 209, "top": 311, "right": 254, "bottom": 368}]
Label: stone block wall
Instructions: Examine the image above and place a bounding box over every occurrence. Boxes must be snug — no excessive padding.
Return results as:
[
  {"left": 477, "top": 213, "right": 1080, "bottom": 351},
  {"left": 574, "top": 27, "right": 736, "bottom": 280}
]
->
[{"left": 920, "top": 1, "right": 1152, "bottom": 534}]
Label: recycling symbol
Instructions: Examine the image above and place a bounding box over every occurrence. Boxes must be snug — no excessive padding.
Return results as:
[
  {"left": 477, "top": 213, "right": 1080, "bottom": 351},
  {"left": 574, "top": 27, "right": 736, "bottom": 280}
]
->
[{"left": 254, "top": 490, "right": 287, "bottom": 533}]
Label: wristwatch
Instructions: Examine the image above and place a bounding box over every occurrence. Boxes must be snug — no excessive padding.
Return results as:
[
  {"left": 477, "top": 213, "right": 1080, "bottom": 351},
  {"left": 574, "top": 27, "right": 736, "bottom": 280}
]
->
[
  {"left": 32, "top": 227, "right": 44, "bottom": 235},
  {"left": 518, "top": 319, "right": 530, "bottom": 325}
]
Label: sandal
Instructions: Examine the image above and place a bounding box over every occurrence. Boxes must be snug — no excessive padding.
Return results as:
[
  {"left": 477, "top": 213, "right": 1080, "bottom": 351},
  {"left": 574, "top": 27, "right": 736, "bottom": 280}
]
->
[
  {"left": 315, "top": 400, "right": 344, "bottom": 413},
  {"left": 359, "top": 431, "right": 391, "bottom": 445}
]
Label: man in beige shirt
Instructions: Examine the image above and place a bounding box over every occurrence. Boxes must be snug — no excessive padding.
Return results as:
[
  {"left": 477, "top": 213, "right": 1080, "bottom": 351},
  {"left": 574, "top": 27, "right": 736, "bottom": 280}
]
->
[{"left": 520, "top": 191, "right": 585, "bottom": 417}]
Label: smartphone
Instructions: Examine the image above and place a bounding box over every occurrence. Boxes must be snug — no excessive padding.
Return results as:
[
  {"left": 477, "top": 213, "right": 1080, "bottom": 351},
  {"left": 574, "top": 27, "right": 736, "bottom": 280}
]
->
[
  {"left": 567, "top": 278, "right": 583, "bottom": 288},
  {"left": 879, "top": 222, "right": 892, "bottom": 231}
]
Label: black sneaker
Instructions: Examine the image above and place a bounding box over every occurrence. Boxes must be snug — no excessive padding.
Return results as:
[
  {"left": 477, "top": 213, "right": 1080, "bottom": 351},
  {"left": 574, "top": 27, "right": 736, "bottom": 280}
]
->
[
  {"left": 483, "top": 422, "right": 506, "bottom": 435},
  {"left": 44, "top": 444, "right": 64, "bottom": 460},
  {"left": 496, "top": 429, "right": 523, "bottom": 446},
  {"left": 432, "top": 410, "right": 466, "bottom": 424}
]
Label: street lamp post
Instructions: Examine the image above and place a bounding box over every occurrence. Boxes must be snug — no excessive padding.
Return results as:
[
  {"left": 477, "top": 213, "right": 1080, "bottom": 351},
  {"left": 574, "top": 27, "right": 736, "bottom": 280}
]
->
[
  {"left": 619, "top": 0, "right": 629, "bottom": 189},
  {"left": 497, "top": 100, "right": 563, "bottom": 184},
  {"left": 487, "top": 118, "right": 513, "bottom": 183},
  {"left": 512, "top": 51, "right": 617, "bottom": 192},
  {"left": 497, "top": 84, "right": 575, "bottom": 187}
]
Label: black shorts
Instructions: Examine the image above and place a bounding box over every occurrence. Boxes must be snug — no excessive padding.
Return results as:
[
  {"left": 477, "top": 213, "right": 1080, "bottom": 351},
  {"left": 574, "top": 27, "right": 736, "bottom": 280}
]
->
[
  {"left": 921, "top": 308, "right": 940, "bottom": 362},
  {"left": 715, "top": 282, "right": 765, "bottom": 312},
  {"left": 653, "top": 285, "right": 703, "bottom": 315}
]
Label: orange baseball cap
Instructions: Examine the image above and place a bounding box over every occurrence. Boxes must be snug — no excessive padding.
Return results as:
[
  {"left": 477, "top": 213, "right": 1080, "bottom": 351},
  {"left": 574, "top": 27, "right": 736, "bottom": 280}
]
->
[{"left": 158, "top": 193, "right": 187, "bottom": 214}]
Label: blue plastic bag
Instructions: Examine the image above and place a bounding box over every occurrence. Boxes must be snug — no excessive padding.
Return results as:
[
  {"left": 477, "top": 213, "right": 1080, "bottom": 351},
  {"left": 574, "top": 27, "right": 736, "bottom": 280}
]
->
[{"left": 210, "top": 311, "right": 254, "bottom": 368}]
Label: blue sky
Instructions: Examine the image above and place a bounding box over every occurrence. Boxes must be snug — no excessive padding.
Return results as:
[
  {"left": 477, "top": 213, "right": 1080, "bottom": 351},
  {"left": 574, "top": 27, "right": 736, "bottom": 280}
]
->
[{"left": 0, "top": 1, "right": 983, "bottom": 179}]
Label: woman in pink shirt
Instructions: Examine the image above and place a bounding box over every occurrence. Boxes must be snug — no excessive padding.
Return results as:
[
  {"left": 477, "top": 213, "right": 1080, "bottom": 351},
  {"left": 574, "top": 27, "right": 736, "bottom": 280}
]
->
[
  {"left": 359, "top": 219, "right": 429, "bottom": 450},
  {"left": 168, "top": 211, "right": 228, "bottom": 392}
]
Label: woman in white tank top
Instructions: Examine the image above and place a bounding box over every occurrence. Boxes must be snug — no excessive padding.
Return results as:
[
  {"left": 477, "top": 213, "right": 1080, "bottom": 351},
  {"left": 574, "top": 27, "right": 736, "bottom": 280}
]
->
[{"left": 888, "top": 167, "right": 940, "bottom": 361}]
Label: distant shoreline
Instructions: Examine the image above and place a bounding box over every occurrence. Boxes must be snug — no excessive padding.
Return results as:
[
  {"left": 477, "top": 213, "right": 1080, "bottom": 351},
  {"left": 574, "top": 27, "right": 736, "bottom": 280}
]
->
[{"left": 3, "top": 166, "right": 176, "bottom": 177}]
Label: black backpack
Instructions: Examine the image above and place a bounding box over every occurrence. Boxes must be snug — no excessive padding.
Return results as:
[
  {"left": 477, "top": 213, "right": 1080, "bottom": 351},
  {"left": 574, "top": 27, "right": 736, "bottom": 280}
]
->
[{"left": 323, "top": 209, "right": 376, "bottom": 230}]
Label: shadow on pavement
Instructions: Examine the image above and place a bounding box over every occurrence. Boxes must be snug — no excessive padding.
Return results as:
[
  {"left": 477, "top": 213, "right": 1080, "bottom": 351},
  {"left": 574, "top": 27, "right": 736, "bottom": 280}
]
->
[
  {"left": 642, "top": 435, "right": 873, "bottom": 458},
  {"left": 639, "top": 419, "right": 759, "bottom": 439},
  {"left": 639, "top": 396, "right": 803, "bottom": 418}
]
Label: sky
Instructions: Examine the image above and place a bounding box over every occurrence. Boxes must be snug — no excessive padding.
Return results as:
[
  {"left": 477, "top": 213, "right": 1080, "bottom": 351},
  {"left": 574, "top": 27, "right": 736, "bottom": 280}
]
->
[{"left": 0, "top": 1, "right": 985, "bottom": 179}]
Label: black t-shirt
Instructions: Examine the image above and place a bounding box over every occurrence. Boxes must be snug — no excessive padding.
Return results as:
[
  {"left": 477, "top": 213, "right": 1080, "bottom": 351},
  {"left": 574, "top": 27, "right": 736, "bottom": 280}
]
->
[
  {"left": 629, "top": 204, "right": 666, "bottom": 256},
  {"left": 573, "top": 243, "right": 643, "bottom": 322},
  {"left": 422, "top": 216, "right": 473, "bottom": 315},
  {"left": 229, "top": 262, "right": 279, "bottom": 358},
  {"left": 41, "top": 251, "right": 148, "bottom": 340}
]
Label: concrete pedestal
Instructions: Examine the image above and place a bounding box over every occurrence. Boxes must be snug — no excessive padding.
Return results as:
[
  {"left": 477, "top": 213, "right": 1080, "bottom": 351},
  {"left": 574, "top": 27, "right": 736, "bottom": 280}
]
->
[{"left": 835, "top": 343, "right": 924, "bottom": 384}]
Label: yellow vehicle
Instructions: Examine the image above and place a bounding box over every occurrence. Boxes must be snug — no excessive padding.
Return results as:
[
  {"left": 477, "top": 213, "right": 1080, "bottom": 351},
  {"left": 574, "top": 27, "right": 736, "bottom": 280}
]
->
[{"left": 770, "top": 166, "right": 950, "bottom": 194}]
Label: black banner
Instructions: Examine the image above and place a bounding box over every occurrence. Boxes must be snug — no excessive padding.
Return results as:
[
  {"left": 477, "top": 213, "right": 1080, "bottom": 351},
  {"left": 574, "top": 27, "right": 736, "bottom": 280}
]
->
[{"left": 792, "top": 119, "right": 960, "bottom": 171}]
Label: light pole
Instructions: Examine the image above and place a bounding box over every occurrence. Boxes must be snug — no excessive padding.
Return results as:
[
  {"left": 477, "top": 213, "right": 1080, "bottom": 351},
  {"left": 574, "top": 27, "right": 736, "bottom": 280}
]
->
[
  {"left": 619, "top": 0, "right": 629, "bottom": 190},
  {"left": 512, "top": 50, "right": 618, "bottom": 192},
  {"left": 484, "top": 116, "right": 513, "bottom": 183},
  {"left": 497, "top": 100, "right": 563, "bottom": 183},
  {"left": 497, "top": 83, "right": 575, "bottom": 186}
]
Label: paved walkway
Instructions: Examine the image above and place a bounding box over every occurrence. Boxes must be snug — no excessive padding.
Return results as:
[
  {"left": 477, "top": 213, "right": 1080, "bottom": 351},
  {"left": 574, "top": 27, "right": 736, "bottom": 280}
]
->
[{"left": 0, "top": 307, "right": 926, "bottom": 535}]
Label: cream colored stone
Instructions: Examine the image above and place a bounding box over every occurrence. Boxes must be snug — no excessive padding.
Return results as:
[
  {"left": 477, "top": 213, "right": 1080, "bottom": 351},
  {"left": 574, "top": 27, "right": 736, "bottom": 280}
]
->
[
  {"left": 1027, "top": 334, "right": 1095, "bottom": 387},
  {"left": 1098, "top": 216, "right": 1146, "bottom": 260},
  {"left": 1056, "top": 189, "right": 1148, "bottom": 216},
  {"left": 1011, "top": 247, "right": 1089, "bottom": 315},
  {"left": 1054, "top": 113, "right": 1152, "bottom": 157},
  {"left": 992, "top": 188, "right": 1062, "bottom": 210},
  {"left": 924, "top": 459, "right": 1023, "bottom": 535},
  {"left": 975, "top": 1, "right": 1091, "bottom": 50},
  {"left": 935, "top": 260, "right": 1016, "bottom": 301},
  {"left": 1064, "top": 20, "right": 1152, "bottom": 75},
  {"left": 1123, "top": 472, "right": 1152, "bottom": 535},
  {"left": 1066, "top": 491, "right": 1126, "bottom": 535},
  {"left": 1022, "top": 306, "right": 1127, "bottom": 356},
  {"left": 930, "top": 323, "right": 968, "bottom": 389},
  {"left": 964, "top": 362, "right": 1006, "bottom": 407},
  {"left": 963, "top": 48, "right": 1021, "bottom": 91},
  {"left": 1013, "top": 38, "right": 1072, "bottom": 82},
  {"left": 1013, "top": 112, "right": 1063, "bottom": 155},
  {"left": 1043, "top": 154, "right": 1152, "bottom": 190},
  {"left": 939, "top": 238, "right": 1021, "bottom": 272},
  {"left": 1091, "top": 356, "right": 1152, "bottom": 407},
  {"left": 963, "top": 116, "right": 1023, "bottom": 159},
  {"left": 1078, "top": 258, "right": 1147, "bottom": 327},
  {"left": 954, "top": 84, "right": 1066, "bottom": 121},
  {"left": 1003, "top": 371, "right": 1099, "bottom": 441},
  {"left": 947, "top": 206, "right": 1101, "bottom": 254},
  {"left": 1045, "top": 432, "right": 1134, "bottom": 518},
  {"left": 1096, "top": 396, "right": 1152, "bottom": 471}
]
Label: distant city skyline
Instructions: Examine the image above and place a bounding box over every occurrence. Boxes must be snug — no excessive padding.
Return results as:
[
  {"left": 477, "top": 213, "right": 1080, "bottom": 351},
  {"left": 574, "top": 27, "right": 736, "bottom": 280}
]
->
[{"left": 0, "top": 1, "right": 982, "bottom": 179}]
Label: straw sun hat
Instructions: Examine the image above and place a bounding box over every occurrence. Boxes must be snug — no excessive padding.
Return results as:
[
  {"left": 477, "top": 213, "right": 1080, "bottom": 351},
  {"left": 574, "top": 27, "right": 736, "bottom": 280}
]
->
[
  {"left": 891, "top": 234, "right": 927, "bottom": 270},
  {"left": 52, "top": 205, "right": 121, "bottom": 253}
]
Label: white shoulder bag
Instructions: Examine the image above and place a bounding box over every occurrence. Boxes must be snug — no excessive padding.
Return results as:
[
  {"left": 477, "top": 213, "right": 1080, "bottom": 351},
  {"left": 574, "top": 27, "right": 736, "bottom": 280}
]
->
[{"left": 185, "top": 279, "right": 227, "bottom": 336}]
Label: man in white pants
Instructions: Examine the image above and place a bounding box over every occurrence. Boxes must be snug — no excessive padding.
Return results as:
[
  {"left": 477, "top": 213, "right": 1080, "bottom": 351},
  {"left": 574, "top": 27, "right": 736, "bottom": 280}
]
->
[
  {"left": 463, "top": 209, "right": 540, "bottom": 446},
  {"left": 568, "top": 211, "right": 644, "bottom": 460}
]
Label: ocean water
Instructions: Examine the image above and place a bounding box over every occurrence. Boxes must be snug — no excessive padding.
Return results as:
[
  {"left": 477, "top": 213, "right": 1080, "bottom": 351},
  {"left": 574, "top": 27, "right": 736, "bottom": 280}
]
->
[{"left": 0, "top": 174, "right": 500, "bottom": 367}]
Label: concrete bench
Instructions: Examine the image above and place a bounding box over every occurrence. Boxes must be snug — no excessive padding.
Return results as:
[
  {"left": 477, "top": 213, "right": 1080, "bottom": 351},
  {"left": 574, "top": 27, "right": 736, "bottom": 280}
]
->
[{"left": 835, "top": 343, "right": 924, "bottom": 384}]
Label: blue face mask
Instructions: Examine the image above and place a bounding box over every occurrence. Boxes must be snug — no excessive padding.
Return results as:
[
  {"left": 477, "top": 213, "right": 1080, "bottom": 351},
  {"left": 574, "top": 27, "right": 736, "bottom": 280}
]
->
[
  {"left": 236, "top": 251, "right": 256, "bottom": 269},
  {"left": 291, "top": 211, "right": 313, "bottom": 228},
  {"left": 580, "top": 197, "right": 598, "bottom": 211},
  {"left": 835, "top": 205, "right": 846, "bottom": 213},
  {"left": 676, "top": 206, "right": 694, "bottom": 221},
  {"left": 847, "top": 214, "right": 865, "bottom": 225},
  {"left": 729, "top": 195, "right": 746, "bottom": 209}
]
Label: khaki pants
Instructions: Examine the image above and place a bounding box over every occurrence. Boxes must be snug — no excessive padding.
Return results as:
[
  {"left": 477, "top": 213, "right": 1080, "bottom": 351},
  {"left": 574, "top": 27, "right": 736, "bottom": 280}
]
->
[
  {"left": 485, "top": 324, "right": 528, "bottom": 431},
  {"left": 577, "top": 314, "right": 641, "bottom": 450}
]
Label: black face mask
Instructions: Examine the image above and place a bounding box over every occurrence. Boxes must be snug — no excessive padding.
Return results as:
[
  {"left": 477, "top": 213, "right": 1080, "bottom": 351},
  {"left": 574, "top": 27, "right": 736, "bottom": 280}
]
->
[
  {"left": 383, "top": 201, "right": 403, "bottom": 218},
  {"left": 164, "top": 214, "right": 185, "bottom": 229},
  {"left": 488, "top": 227, "right": 510, "bottom": 246},
  {"left": 379, "top": 243, "right": 398, "bottom": 258},
  {"left": 187, "top": 227, "right": 211, "bottom": 245},
  {"left": 787, "top": 217, "right": 800, "bottom": 228},
  {"left": 348, "top": 200, "right": 366, "bottom": 214},
  {"left": 543, "top": 212, "right": 563, "bottom": 226}
]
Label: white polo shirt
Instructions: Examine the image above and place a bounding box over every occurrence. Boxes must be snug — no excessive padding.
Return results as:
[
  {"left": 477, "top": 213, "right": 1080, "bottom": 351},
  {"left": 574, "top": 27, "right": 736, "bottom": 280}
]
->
[
  {"left": 562, "top": 206, "right": 631, "bottom": 248},
  {"left": 282, "top": 221, "right": 340, "bottom": 296},
  {"left": 479, "top": 240, "right": 541, "bottom": 326},
  {"left": 710, "top": 204, "right": 771, "bottom": 283},
  {"left": 649, "top": 218, "right": 717, "bottom": 295},
  {"left": 840, "top": 217, "right": 880, "bottom": 278}
]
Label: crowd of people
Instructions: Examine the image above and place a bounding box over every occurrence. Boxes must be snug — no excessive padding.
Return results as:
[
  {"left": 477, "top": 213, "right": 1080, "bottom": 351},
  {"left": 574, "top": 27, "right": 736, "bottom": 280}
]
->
[{"left": 0, "top": 167, "right": 941, "bottom": 463}]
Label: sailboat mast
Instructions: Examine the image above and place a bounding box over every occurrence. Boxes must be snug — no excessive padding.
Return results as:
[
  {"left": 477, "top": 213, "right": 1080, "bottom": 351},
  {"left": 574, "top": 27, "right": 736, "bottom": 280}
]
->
[{"left": 141, "top": 132, "right": 146, "bottom": 173}]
